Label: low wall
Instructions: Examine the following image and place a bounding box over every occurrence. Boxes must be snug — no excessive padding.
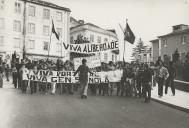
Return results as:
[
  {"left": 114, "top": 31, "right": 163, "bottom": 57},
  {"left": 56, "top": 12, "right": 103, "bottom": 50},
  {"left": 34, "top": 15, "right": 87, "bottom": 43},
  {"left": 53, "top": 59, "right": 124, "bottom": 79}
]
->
[{"left": 174, "top": 80, "right": 189, "bottom": 92}]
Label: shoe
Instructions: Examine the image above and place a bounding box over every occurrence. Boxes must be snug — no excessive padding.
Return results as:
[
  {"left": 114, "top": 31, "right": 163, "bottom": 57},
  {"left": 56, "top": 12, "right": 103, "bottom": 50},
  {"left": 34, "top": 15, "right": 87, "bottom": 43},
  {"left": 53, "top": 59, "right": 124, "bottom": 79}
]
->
[{"left": 83, "top": 95, "right": 87, "bottom": 99}]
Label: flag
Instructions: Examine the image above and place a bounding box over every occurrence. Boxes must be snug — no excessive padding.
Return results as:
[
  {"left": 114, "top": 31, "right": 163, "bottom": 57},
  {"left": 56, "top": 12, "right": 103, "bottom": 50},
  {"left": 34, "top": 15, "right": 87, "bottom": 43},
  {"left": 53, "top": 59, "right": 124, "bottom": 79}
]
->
[
  {"left": 124, "top": 23, "right": 135, "bottom": 44},
  {"left": 52, "top": 20, "right": 59, "bottom": 40}
]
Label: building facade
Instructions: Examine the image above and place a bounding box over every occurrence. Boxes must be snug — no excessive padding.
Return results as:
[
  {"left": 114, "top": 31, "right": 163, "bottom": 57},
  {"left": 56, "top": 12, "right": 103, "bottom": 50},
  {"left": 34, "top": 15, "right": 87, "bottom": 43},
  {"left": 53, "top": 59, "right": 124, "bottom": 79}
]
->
[
  {"left": 150, "top": 24, "right": 189, "bottom": 63},
  {"left": 0, "top": 0, "right": 71, "bottom": 63},
  {"left": 70, "top": 19, "right": 119, "bottom": 63}
]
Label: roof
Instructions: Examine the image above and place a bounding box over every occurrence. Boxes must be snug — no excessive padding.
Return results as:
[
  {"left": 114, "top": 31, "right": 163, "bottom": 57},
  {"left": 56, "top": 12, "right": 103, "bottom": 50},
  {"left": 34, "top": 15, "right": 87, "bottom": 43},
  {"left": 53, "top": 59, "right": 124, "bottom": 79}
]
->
[
  {"left": 158, "top": 28, "right": 189, "bottom": 38},
  {"left": 107, "top": 29, "right": 117, "bottom": 35},
  {"left": 70, "top": 23, "right": 100, "bottom": 30},
  {"left": 173, "top": 24, "right": 188, "bottom": 27},
  {"left": 70, "top": 17, "right": 78, "bottom": 23},
  {"left": 20, "top": 0, "right": 71, "bottom": 12},
  {"left": 150, "top": 39, "right": 159, "bottom": 43}
]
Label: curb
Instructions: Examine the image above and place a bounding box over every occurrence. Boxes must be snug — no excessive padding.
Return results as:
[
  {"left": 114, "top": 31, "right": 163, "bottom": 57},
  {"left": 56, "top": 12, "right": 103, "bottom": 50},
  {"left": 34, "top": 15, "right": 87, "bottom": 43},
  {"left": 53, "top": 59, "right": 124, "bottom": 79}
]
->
[{"left": 151, "top": 98, "right": 189, "bottom": 113}]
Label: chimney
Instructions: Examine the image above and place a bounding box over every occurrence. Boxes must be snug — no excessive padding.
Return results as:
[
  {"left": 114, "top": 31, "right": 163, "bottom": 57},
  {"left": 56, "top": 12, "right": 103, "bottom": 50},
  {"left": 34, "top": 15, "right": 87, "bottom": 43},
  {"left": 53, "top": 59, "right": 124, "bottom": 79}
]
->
[
  {"left": 172, "top": 24, "right": 188, "bottom": 32},
  {"left": 78, "top": 20, "right": 84, "bottom": 25}
]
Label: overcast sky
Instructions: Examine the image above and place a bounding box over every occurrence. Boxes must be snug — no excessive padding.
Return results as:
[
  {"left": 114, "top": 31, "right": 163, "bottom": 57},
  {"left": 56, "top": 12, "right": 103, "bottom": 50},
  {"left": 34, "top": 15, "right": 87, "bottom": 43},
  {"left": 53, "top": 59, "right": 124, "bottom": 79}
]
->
[{"left": 47, "top": 0, "right": 189, "bottom": 61}]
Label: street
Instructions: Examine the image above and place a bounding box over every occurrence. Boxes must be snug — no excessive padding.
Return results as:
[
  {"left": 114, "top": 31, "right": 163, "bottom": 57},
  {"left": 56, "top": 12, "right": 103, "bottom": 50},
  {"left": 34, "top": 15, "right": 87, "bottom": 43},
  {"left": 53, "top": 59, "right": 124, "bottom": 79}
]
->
[{"left": 0, "top": 81, "right": 189, "bottom": 128}]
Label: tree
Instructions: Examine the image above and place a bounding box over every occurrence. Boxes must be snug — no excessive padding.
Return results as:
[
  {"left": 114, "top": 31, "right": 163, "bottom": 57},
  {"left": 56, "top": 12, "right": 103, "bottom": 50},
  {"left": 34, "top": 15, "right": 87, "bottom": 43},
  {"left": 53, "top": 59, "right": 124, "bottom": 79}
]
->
[{"left": 131, "top": 38, "right": 148, "bottom": 61}]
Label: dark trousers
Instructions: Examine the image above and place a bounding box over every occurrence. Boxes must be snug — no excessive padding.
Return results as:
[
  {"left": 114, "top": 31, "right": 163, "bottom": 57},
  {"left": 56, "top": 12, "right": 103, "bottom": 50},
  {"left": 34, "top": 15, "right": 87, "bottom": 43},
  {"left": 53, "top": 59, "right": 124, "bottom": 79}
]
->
[
  {"left": 143, "top": 82, "right": 151, "bottom": 102},
  {"left": 165, "top": 77, "right": 175, "bottom": 95},
  {"left": 21, "top": 80, "right": 28, "bottom": 93},
  {"left": 158, "top": 77, "right": 164, "bottom": 96},
  {"left": 116, "top": 82, "right": 121, "bottom": 96},
  {"left": 18, "top": 76, "right": 22, "bottom": 89},
  {"left": 90, "top": 84, "right": 97, "bottom": 95},
  {"left": 5, "top": 70, "right": 9, "bottom": 81},
  {"left": 30, "top": 81, "right": 37, "bottom": 94},
  {"left": 98, "top": 83, "right": 104, "bottom": 95},
  {"left": 66, "top": 83, "right": 73, "bottom": 94},
  {"left": 136, "top": 80, "right": 142, "bottom": 97},
  {"left": 12, "top": 73, "right": 17, "bottom": 88},
  {"left": 99, "top": 83, "right": 109, "bottom": 96}
]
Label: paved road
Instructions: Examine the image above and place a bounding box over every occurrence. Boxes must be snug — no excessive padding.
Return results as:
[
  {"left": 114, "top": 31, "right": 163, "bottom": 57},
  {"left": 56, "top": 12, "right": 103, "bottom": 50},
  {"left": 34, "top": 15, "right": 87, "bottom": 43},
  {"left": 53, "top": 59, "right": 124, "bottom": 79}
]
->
[{"left": 0, "top": 82, "right": 189, "bottom": 128}]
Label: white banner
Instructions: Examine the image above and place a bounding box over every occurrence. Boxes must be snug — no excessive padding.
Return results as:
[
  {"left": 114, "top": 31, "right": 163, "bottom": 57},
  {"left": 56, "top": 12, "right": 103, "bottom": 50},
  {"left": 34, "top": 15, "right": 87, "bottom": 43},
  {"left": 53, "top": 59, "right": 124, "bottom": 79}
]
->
[
  {"left": 62, "top": 41, "right": 118, "bottom": 54},
  {"left": 74, "top": 55, "right": 101, "bottom": 69},
  {"left": 23, "top": 70, "right": 123, "bottom": 84}
]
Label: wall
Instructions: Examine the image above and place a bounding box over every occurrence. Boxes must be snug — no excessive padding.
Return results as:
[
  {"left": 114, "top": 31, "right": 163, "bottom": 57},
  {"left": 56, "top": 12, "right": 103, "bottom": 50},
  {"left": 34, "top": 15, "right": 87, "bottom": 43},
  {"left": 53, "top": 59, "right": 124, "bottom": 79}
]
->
[
  {"left": 160, "top": 33, "right": 189, "bottom": 62},
  {"left": 151, "top": 40, "right": 159, "bottom": 62},
  {"left": 0, "top": 0, "right": 70, "bottom": 62},
  {"left": 70, "top": 25, "right": 119, "bottom": 63}
]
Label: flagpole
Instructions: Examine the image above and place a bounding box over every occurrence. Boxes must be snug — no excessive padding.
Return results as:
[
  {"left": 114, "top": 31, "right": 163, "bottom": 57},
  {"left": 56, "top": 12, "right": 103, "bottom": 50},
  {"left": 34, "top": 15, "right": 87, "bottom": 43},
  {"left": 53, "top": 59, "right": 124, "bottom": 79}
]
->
[
  {"left": 47, "top": 30, "right": 53, "bottom": 60},
  {"left": 61, "top": 42, "right": 63, "bottom": 59},
  {"left": 118, "top": 19, "right": 128, "bottom": 62},
  {"left": 124, "top": 19, "right": 128, "bottom": 62}
]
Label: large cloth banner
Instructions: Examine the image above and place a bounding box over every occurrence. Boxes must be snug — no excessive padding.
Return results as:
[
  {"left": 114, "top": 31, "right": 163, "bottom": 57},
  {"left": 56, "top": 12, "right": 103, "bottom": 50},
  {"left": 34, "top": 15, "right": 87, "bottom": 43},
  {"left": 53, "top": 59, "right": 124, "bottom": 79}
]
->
[
  {"left": 62, "top": 41, "right": 118, "bottom": 54},
  {"left": 23, "top": 70, "right": 123, "bottom": 84},
  {"left": 74, "top": 55, "right": 101, "bottom": 69}
]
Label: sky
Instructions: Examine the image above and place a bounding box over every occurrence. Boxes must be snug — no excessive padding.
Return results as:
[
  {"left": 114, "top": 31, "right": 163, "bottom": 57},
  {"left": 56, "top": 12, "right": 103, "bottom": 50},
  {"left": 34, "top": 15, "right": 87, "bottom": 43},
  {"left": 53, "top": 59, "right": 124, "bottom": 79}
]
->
[{"left": 47, "top": 0, "right": 189, "bottom": 61}]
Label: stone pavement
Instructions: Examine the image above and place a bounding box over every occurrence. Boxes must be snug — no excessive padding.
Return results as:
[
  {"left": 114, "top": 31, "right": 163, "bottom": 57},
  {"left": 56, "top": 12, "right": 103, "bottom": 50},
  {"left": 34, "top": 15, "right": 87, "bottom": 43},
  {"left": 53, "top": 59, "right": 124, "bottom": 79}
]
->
[{"left": 151, "top": 85, "right": 189, "bottom": 113}]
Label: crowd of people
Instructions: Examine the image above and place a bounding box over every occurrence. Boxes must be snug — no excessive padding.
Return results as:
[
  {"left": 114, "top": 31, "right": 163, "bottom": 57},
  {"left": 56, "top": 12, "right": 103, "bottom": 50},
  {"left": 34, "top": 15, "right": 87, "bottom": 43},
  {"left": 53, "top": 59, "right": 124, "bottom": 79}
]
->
[{"left": 0, "top": 55, "right": 176, "bottom": 103}]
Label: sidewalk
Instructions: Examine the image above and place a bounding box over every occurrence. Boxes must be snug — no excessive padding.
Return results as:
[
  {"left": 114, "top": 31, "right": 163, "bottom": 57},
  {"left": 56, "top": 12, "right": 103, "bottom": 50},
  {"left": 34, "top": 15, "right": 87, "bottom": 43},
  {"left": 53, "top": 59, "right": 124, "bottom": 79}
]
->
[{"left": 151, "top": 86, "right": 189, "bottom": 113}]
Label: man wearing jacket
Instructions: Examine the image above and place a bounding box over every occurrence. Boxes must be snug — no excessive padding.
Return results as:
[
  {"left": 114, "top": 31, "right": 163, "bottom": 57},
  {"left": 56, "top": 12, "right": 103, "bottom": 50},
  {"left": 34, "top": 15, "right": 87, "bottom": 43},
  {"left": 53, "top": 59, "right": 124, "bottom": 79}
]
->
[
  {"left": 142, "top": 64, "right": 152, "bottom": 103},
  {"left": 165, "top": 61, "right": 176, "bottom": 96},
  {"left": 158, "top": 61, "right": 169, "bottom": 97},
  {"left": 74, "top": 59, "right": 93, "bottom": 99}
]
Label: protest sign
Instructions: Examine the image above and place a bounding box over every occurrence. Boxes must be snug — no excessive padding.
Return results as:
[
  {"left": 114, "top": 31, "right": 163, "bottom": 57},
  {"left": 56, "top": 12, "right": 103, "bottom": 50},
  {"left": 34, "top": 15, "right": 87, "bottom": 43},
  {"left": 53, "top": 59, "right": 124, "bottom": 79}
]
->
[
  {"left": 23, "top": 70, "right": 123, "bottom": 84},
  {"left": 62, "top": 41, "right": 118, "bottom": 54}
]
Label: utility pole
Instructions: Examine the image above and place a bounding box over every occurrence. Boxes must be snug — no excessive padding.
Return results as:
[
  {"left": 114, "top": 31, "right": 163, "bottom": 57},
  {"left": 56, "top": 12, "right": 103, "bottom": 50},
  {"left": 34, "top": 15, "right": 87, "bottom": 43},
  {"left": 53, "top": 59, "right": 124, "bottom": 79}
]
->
[{"left": 23, "top": 0, "right": 27, "bottom": 60}]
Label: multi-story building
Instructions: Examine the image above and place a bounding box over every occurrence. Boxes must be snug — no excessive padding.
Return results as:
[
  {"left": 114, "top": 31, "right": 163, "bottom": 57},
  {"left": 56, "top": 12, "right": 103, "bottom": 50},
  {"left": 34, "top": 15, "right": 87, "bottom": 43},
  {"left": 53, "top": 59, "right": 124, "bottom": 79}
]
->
[
  {"left": 70, "top": 18, "right": 119, "bottom": 63},
  {"left": 150, "top": 24, "right": 189, "bottom": 62},
  {"left": 0, "top": 0, "right": 71, "bottom": 63}
]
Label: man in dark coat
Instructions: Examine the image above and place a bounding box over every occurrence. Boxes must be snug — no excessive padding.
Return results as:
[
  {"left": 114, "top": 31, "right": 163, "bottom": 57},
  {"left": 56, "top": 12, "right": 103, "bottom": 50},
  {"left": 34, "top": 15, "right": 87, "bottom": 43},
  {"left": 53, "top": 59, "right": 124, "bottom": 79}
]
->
[
  {"left": 74, "top": 59, "right": 93, "bottom": 98},
  {"left": 165, "top": 61, "right": 176, "bottom": 95},
  {"left": 142, "top": 64, "right": 152, "bottom": 103}
]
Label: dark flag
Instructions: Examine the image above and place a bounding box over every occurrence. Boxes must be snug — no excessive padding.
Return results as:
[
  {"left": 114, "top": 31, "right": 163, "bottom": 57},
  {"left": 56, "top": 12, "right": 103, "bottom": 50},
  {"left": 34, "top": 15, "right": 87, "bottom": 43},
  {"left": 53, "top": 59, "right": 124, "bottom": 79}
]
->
[
  {"left": 124, "top": 23, "right": 135, "bottom": 44},
  {"left": 52, "top": 20, "right": 59, "bottom": 40}
]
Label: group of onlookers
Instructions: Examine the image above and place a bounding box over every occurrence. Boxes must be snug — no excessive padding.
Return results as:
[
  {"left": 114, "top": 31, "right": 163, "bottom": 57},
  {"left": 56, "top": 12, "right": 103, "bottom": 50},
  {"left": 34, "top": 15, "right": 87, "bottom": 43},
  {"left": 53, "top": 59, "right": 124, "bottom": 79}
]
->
[{"left": 0, "top": 56, "right": 176, "bottom": 103}]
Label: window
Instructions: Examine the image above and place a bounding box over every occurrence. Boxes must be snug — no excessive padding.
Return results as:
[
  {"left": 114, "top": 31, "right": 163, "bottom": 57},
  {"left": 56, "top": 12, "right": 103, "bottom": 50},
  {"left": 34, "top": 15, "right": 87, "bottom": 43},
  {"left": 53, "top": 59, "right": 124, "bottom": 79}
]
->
[
  {"left": 97, "top": 36, "right": 101, "bottom": 43},
  {"left": 181, "top": 36, "right": 186, "bottom": 44},
  {"left": 0, "top": 36, "right": 4, "bottom": 46},
  {"left": 14, "top": 38, "right": 21, "bottom": 48},
  {"left": 43, "top": 9, "right": 50, "bottom": 19},
  {"left": 104, "top": 53, "right": 108, "bottom": 62},
  {"left": 0, "top": 18, "right": 4, "bottom": 29},
  {"left": 70, "top": 36, "right": 74, "bottom": 43},
  {"left": 56, "top": 12, "right": 62, "bottom": 21},
  {"left": 13, "top": 20, "right": 21, "bottom": 32},
  {"left": 15, "top": 2, "right": 21, "bottom": 13},
  {"left": 90, "top": 34, "right": 94, "bottom": 42},
  {"left": 43, "top": 42, "right": 49, "bottom": 51},
  {"left": 29, "top": 5, "right": 35, "bottom": 16},
  {"left": 0, "top": 0, "right": 5, "bottom": 10},
  {"left": 163, "top": 39, "right": 167, "bottom": 47},
  {"left": 56, "top": 43, "right": 61, "bottom": 52},
  {"left": 43, "top": 25, "right": 49, "bottom": 36},
  {"left": 28, "top": 23, "right": 35, "bottom": 34},
  {"left": 28, "top": 40, "right": 35, "bottom": 49},
  {"left": 56, "top": 28, "right": 62, "bottom": 37},
  {"left": 104, "top": 38, "right": 108, "bottom": 43}
]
